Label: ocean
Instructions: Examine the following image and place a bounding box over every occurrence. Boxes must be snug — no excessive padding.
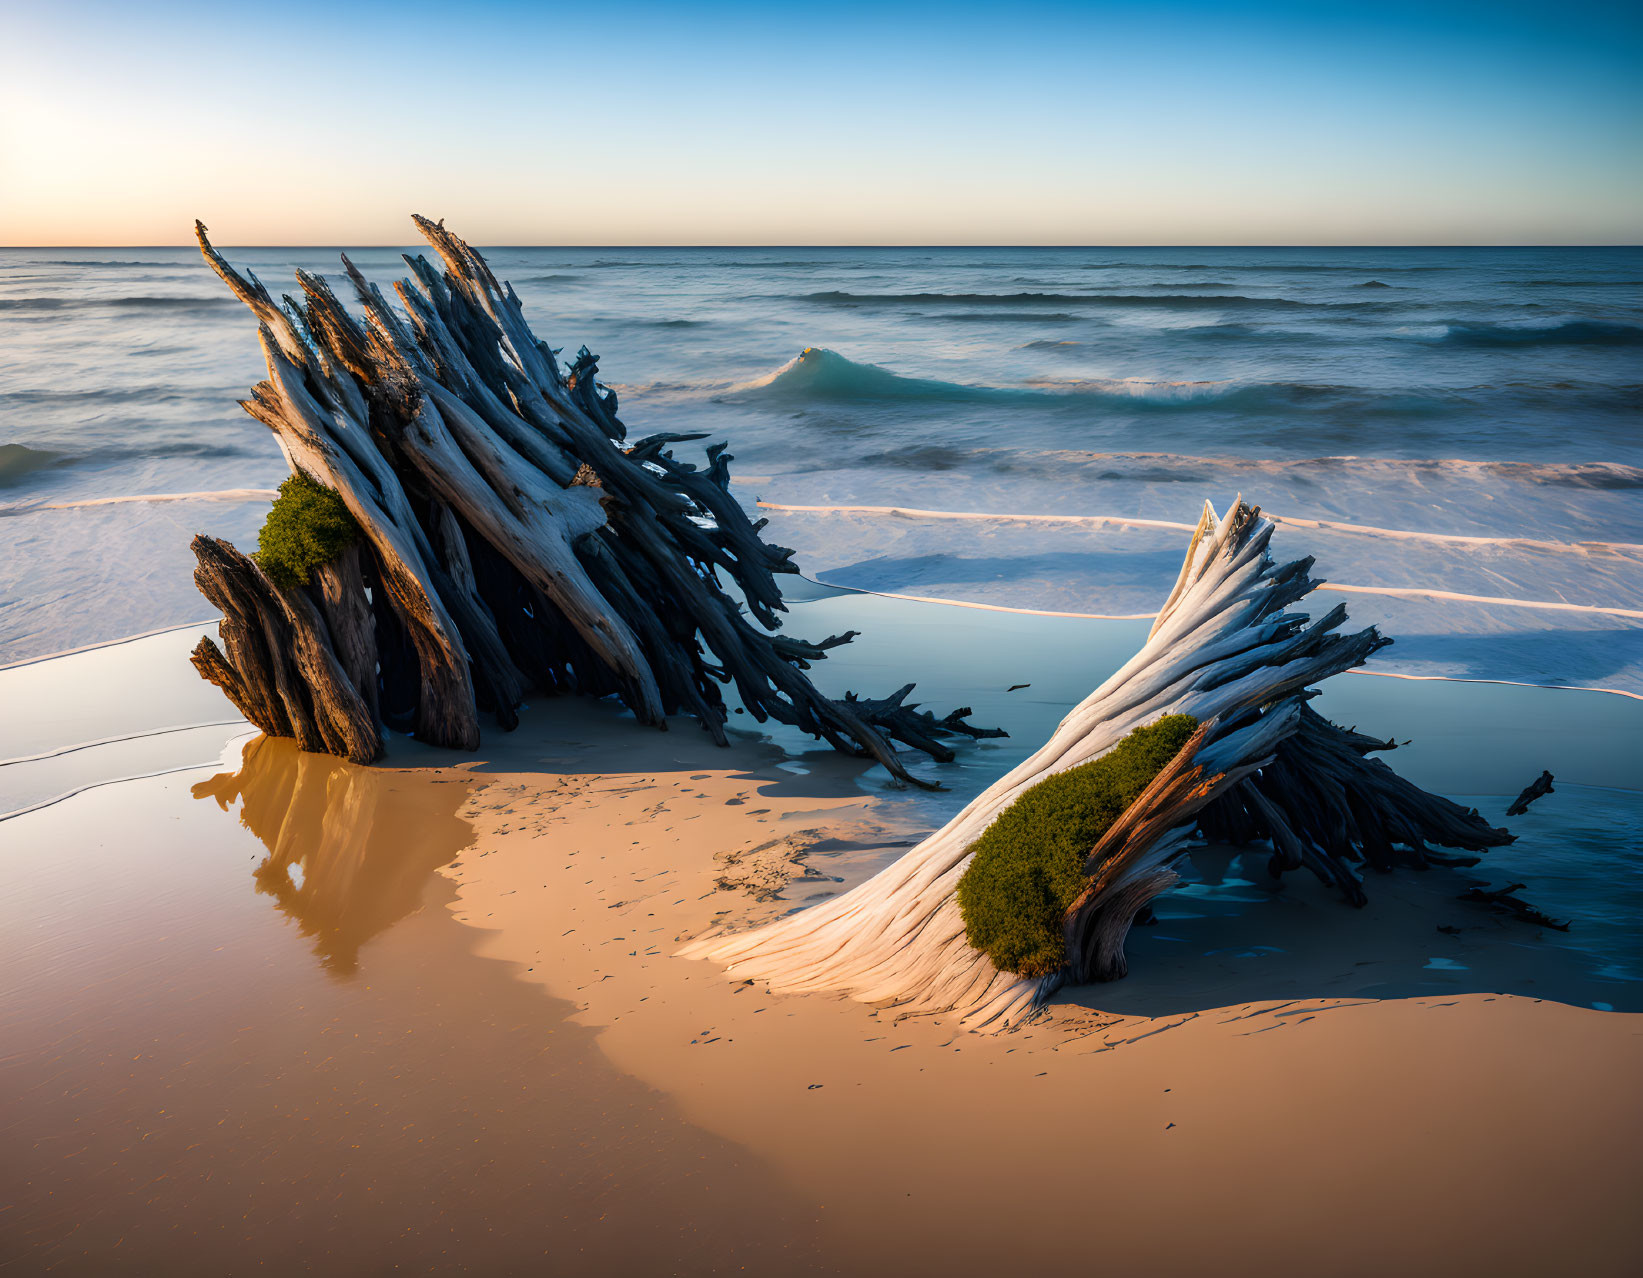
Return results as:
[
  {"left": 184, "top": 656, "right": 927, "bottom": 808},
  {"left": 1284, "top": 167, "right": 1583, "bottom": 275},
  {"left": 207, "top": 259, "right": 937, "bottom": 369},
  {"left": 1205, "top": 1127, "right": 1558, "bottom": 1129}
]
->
[
  {"left": 3, "top": 244, "right": 1640, "bottom": 696},
  {"left": 1, "top": 243, "right": 1640, "bottom": 988}
]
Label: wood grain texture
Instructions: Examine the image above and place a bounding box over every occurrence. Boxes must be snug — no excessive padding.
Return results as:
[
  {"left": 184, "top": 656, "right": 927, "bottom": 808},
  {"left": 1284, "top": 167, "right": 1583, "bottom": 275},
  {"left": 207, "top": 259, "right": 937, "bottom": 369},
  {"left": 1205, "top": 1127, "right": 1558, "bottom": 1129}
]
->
[
  {"left": 188, "top": 218, "right": 993, "bottom": 779},
  {"left": 682, "top": 500, "right": 1514, "bottom": 1026}
]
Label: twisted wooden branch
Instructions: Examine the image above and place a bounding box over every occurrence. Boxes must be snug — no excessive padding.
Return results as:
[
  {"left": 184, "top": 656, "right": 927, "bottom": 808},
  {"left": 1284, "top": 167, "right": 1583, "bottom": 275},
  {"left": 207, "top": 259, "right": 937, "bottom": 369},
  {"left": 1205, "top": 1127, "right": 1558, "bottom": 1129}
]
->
[
  {"left": 189, "top": 217, "right": 996, "bottom": 780},
  {"left": 681, "top": 500, "right": 1514, "bottom": 1028}
]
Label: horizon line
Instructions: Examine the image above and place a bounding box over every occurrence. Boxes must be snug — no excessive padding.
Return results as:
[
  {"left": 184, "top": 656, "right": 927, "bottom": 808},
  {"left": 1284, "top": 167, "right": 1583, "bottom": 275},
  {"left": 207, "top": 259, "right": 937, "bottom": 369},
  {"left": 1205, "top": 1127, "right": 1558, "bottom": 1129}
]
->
[{"left": 5, "top": 241, "right": 1642, "bottom": 251}]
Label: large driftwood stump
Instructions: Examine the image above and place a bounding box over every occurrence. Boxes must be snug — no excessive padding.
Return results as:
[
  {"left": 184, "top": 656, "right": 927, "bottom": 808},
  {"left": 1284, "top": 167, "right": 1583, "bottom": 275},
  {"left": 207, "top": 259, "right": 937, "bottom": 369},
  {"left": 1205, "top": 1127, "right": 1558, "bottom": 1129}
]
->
[
  {"left": 681, "top": 500, "right": 1515, "bottom": 1027},
  {"left": 188, "top": 216, "right": 995, "bottom": 783},
  {"left": 1506, "top": 770, "right": 1555, "bottom": 816},
  {"left": 190, "top": 536, "right": 382, "bottom": 764}
]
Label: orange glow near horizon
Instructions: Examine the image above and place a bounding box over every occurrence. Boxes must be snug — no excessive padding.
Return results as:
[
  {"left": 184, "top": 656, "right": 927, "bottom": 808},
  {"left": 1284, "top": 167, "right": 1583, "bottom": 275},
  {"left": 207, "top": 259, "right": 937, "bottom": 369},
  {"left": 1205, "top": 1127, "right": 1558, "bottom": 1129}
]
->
[{"left": 3, "top": 2, "right": 1640, "bottom": 246}]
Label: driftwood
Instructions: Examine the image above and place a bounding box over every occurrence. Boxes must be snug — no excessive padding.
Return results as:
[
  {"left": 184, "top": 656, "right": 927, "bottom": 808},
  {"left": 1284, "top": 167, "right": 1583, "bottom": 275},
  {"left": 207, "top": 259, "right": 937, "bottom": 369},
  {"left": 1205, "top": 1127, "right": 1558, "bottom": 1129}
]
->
[
  {"left": 187, "top": 216, "right": 994, "bottom": 784},
  {"left": 681, "top": 500, "right": 1516, "bottom": 1027},
  {"left": 190, "top": 535, "right": 382, "bottom": 764},
  {"left": 1507, "top": 770, "right": 1555, "bottom": 816},
  {"left": 1459, "top": 882, "right": 1569, "bottom": 931},
  {"left": 841, "top": 684, "right": 1008, "bottom": 762}
]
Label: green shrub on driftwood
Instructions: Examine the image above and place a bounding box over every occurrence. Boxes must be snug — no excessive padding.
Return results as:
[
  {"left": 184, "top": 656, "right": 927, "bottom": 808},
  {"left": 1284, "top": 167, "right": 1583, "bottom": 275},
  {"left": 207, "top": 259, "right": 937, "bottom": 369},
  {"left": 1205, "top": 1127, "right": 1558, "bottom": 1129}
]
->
[
  {"left": 254, "top": 472, "right": 359, "bottom": 589},
  {"left": 956, "top": 714, "right": 1199, "bottom": 978}
]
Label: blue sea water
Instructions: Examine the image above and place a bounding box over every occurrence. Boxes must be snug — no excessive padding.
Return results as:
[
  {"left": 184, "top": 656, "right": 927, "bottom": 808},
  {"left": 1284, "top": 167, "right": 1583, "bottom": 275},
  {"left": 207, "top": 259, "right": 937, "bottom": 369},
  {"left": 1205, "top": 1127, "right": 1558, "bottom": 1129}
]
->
[
  {"left": 1, "top": 243, "right": 1639, "bottom": 990},
  {"left": 1, "top": 244, "right": 1640, "bottom": 690}
]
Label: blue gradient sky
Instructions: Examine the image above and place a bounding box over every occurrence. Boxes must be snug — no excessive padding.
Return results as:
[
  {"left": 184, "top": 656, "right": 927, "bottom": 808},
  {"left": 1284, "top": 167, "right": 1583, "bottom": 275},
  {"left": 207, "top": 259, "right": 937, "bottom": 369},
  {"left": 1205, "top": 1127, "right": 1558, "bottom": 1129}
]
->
[{"left": 2, "top": 0, "right": 1639, "bottom": 244}]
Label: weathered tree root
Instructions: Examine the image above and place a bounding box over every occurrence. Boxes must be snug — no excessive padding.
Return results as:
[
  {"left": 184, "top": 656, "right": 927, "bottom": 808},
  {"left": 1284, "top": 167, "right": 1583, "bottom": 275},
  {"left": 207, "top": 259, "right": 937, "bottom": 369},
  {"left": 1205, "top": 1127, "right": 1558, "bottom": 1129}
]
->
[
  {"left": 680, "top": 499, "right": 1516, "bottom": 1029},
  {"left": 1459, "top": 882, "right": 1569, "bottom": 931},
  {"left": 191, "top": 535, "right": 382, "bottom": 764},
  {"left": 843, "top": 684, "right": 1009, "bottom": 762},
  {"left": 1507, "top": 770, "right": 1556, "bottom": 816},
  {"left": 1198, "top": 701, "right": 1511, "bottom": 905},
  {"left": 188, "top": 216, "right": 996, "bottom": 784}
]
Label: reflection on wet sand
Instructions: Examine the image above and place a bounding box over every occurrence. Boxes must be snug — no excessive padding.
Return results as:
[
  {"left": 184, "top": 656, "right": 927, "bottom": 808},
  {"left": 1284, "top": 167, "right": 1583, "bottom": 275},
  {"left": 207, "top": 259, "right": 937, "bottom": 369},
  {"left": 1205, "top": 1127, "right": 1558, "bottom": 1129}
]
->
[
  {"left": 4, "top": 607, "right": 1640, "bottom": 1276},
  {"left": 193, "top": 738, "right": 474, "bottom": 971},
  {"left": 1, "top": 760, "right": 831, "bottom": 1276}
]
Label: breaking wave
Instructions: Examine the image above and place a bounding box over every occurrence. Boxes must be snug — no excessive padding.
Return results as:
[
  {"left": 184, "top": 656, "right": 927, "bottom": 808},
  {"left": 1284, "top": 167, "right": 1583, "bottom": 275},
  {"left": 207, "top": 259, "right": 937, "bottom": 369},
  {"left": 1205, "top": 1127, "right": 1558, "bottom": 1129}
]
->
[
  {"left": 728, "top": 348, "right": 1283, "bottom": 407},
  {"left": 1434, "top": 320, "right": 1643, "bottom": 348},
  {"left": 727, "top": 348, "right": 994, "bottom": 401},
  {"left": 721, "top": 349, "right": 1550, "bottom": 419},
  {"left": 0, "top": 438, "right": 258, "bottom": 488},
  {"left": 0, "top": 444, "right": 69, "bottom": 488}
]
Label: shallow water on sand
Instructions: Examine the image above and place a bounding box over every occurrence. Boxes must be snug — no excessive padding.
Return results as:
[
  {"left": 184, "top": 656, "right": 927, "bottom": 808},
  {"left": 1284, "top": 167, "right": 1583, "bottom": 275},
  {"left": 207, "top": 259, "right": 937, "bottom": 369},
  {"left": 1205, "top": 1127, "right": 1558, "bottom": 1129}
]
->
[
  {"left": 3, "top": 670, "right": 1640, "bottom": 1275},
  {"left": 3, "top": 245, "right": 1642, "bottom": 1275},
  {"left": 5, "top": 592, "right": 1639, "bottom": 1007},
  {"left": 0, "top": 759, "right": 840, "bottom": 1275}
]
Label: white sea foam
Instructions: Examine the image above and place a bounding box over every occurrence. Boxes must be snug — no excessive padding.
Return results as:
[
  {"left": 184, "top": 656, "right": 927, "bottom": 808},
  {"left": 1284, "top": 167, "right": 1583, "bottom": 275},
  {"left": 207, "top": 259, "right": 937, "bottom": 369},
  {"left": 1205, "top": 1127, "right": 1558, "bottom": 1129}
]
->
[
  {"left": 1318, "top": 583, "right": 1643, "bottom": 620},
  {"left": 754, "top": 500, "right": 1643, "bottom": 558},
  {"left": 4, "top": 244, "right": 1638, "bottom": 692},
  {"left": 755, "top": 500, "right": 1198, "bottom": 534},
  {"left": 0, "top": 488, "right": 278, "bottom": 517},
  {"left": 1023, "top": 376, "right": 1241, "bottom": 400},
  {"left": 1345, "top": 668, "right": 1643, "bottom": 703},
  {"left": 822, "top": 583, "right": 1159, "bottom": 621},
  {"left": 753, "top": 495, "right": 1643, "bottom": 696},
  {"left": 725, "top": 347, "right": 985, "bottom": 400}
]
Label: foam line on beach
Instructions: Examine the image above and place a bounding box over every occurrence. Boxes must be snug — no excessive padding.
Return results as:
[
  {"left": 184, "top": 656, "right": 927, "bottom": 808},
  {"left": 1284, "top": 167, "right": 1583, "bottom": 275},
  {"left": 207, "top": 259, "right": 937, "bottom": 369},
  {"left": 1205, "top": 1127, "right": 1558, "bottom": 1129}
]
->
[
  {"left": 0, "top": 488, "right": 279, "bottom": 517},
  {"left": 1317, "top": 583, "right": 1643, "bottom": 620},
  {"left": 0, "top": 618, "right": 220, "bottom": 671},
  {"left": 757, "top": 501, "right": 1199, "bottom": 533},
  {"left": 810, "top": 579, "right": 1642, "bottom": 699},
  {"left": 0, "top": 719, "right": 247, "bottom": 769},
  {"left": 0, "top": 748, "right": 254, "bottom": 824},
  {"left": 1270, "top": 515, "right": 1641, "bottom": 557},
  {"left": 1343, "top": 668, "right": 1643, "bottom": 702},
  {"left": 833, "top": 579, "right": 1643, "bottom": 628},
  {"left": 838, "top": 588, "right": 1159, "bottom": 621},
  {"left": 754, "top": 500, "right": 1643, "bottom": 557}
]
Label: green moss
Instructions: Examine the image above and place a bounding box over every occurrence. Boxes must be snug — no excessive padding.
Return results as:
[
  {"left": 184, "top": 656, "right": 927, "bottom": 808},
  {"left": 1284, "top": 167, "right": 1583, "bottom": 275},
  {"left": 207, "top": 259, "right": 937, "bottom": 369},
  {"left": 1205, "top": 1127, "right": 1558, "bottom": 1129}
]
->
[
  {"left": 254, "top": 472, "right": 360, "bottom": 589},
  {"left": 956, "top": 713, "right": 1199, "bottom": 977}
]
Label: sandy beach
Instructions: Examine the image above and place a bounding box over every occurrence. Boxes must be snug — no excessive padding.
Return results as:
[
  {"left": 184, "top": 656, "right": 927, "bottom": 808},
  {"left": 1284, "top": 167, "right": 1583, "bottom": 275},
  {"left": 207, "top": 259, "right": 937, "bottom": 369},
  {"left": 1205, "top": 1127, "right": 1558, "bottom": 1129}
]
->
[
  {"left": 6, "top": 6, "right": 1641, "bottom": 1273},
  {"left": 443, "top": 704, "right": 1643, "bottom": 1276},
  {"left": 4, "top": 592, "right": 1640, "bottom": 1276}
]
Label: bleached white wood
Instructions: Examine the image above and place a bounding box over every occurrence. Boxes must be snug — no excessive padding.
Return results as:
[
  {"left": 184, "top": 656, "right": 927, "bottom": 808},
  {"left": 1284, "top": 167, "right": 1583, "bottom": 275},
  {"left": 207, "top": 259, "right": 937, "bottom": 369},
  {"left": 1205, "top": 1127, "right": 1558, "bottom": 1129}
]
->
[{"left": 679, "top": 499, "right": 1394, "bottom": 1028}]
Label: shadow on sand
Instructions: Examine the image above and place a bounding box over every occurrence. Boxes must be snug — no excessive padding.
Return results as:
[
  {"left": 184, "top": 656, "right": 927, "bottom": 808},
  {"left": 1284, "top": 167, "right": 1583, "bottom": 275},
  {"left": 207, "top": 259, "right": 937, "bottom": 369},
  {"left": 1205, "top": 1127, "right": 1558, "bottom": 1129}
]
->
[
  {"left": 195, "top": 696, "right": 1638, "bottom": 1020},
  {"left": 1057, "top": 844, "right": 1639, "bottom": 1017}
]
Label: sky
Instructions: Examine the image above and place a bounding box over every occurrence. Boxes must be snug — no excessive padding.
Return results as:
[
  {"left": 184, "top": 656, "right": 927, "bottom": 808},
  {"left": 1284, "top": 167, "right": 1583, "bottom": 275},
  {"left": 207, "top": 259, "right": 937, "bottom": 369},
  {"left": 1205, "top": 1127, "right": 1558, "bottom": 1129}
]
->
[{"left": 1, "top": 0, "right": 1640, "bottom": 245}]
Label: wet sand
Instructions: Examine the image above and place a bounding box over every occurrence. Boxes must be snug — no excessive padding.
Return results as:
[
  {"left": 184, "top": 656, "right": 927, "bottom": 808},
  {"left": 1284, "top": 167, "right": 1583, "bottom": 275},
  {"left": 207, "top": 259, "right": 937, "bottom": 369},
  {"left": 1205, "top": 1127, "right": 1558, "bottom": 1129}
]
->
[
  {"left": 3, "top": 600, "right": 1642, "bottom": 1275},
  {"left": 1, "top": 756, "right": 832, "bottom": 1275}
]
